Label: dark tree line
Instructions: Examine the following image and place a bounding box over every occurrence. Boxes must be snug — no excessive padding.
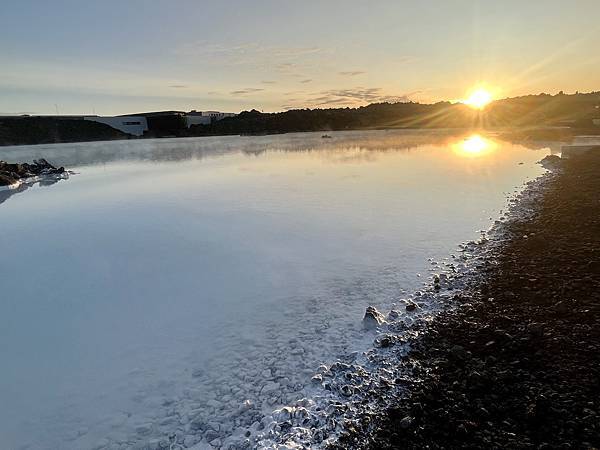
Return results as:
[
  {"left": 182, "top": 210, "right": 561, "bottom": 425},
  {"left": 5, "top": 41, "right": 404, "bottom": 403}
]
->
[
  {"left": 185, "top": 91, "right": 600, "bottom": 137},
  {"left": 1, "top": 92, "right": 599, "bottom": 146}
]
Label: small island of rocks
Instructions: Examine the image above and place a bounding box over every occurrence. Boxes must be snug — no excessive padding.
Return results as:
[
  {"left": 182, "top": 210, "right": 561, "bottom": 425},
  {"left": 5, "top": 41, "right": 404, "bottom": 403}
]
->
[{"left": 0, "top": 158, "right": 67, "bottom": 188}]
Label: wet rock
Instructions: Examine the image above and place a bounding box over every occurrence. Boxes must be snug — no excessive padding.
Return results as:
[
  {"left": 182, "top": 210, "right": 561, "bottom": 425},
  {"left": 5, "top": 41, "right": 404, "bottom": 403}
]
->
[
  {"left": 363, "top": 306, "right": 386, "bottom": 330},
  {"left": 272, "top": 406, "right": 294, "bottom": 422},
  {"left": 539, "top": 154, "right": 563, "bottom": 171},
  {"left": 449, "top": 345, "right": 469, "bottom": 360},
  {"left": 191, "top": 368, "right": 204, "bottom": 378},
  {"left": 552, "top": 300, "right": 572, "bottom": 314},
  {"left": 379, "top": 336, "right": 393, "bottom": 348},
  {"left": 399, "top": 416, "right": 413, "bottom": 429},
  {"left": 190, "top": 416, "right": 206, "bottom": 431},
  {"left": 1, "top": 159, "right": 68, "bottom": 188},
  {"left": 261, "top": 381, "right": 280, "bottom": 394},
  {"left": 204, "top": 429, "right": 220, "bottom": 442},
  {"left": 388, "top": 310, "right": 400, "bottom": 321},
  {"left": 135, "top": 423, "right": 154, "bottom": 435},
  {"left": 527, "top": 322, "right": 545, "bottom": 338},
  {"left": 405, "top": 300, "right": 419, "bottom": 312},
  {"left": 0, "top": 172, "right": 18, "bottom": 186},
  {"left": 340, "top": 385, "right": 354, "bottom": 397},
  {"left": 184, "top": 435, "right": 200, "bottom": 447}
]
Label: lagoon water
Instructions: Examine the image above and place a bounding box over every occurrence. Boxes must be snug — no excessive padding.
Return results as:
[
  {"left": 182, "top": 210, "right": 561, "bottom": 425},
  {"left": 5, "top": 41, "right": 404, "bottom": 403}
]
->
[{"left": 0, "top": 131, "right": 553, "bottom": 449}]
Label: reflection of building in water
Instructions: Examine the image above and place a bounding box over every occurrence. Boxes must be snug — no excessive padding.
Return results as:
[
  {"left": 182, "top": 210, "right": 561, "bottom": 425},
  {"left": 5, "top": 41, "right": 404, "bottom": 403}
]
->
[{"left": 561, "top": 135, "right": 600, "bottom": 158}]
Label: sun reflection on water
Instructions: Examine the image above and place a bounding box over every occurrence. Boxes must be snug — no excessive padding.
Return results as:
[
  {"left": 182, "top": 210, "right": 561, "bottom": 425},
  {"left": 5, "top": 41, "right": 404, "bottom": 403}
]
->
[{"left": 453, "top": 134, "right": 496, "bottom": 158}]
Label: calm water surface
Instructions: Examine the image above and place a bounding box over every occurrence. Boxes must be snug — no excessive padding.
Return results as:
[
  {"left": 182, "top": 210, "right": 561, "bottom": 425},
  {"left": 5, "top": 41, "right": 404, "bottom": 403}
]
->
[{"left": 0, "top": 131, "right": 553, "bottom": 448}]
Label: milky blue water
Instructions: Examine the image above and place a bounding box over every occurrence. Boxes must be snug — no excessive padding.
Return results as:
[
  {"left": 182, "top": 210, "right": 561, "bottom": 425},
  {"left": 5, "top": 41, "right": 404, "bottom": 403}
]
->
[{"left": 0, "top": 131, "right": 553, "bottom": 449}]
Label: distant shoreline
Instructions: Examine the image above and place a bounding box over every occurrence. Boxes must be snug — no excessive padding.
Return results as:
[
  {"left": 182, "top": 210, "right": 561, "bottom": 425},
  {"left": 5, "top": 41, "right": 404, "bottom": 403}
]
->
[
  {"left": 1, "top": 123, "right": 599, "bottom": 149},
  {"left": 2, "top": 91, "right": 600, "bottom": 147}
]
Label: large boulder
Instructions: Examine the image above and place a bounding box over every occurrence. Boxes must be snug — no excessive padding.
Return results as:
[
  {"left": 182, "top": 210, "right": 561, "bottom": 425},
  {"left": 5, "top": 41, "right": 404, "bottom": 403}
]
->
[
  {"left": 539, "top": 154, "right": 563, "bottom": 171},
  {"left": 0, "top": 172, "right": 18, "bottom": 186}
]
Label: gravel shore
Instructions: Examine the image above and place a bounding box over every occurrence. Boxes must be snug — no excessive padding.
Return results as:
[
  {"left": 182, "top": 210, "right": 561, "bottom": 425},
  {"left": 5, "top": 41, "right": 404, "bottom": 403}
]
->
[{"left": 336, "top": 151, "right": 600, "bottom": 449}]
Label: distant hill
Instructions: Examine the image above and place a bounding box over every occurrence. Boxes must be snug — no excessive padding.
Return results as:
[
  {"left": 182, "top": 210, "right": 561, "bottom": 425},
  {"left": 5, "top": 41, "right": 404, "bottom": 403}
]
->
[
  {"left": 486, "top": 91, "right": 600, "bottom": 127},
  {"left": 187, "top": 92, "right": 600, "bottom": 136},
  {"left": 0, "top": 117, "right": 129, "bottom": 146}
]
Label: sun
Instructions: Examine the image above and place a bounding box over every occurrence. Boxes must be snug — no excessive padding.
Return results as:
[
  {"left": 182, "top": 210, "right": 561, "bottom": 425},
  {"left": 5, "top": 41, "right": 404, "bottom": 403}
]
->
[{"left": 464, "top": 88, "right": 493, "bottom": 109}]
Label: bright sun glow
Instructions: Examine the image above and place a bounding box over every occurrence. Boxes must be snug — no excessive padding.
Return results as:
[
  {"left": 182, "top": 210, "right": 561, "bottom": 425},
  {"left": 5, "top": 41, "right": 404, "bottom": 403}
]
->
[
  {"left": 453, "top": 134, "right": 496, "bottom": 157},
  {"left": 464, "top": 88, "right": 493, "bottom": 109}
]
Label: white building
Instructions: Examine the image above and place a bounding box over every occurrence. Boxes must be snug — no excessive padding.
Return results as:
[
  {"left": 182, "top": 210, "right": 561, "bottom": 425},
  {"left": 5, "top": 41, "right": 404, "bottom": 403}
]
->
[
  {"left": 185, "top": 113, "right": 211, "bottom": 127},
  {"left": 84, "top": 116, "right": 148, "bottom": 136},
  {"left": 185, "top": 110, "right": 237, "bottom": 128},
  {"left": 84, "top": 111, "right": 236, "bottom": 134}
]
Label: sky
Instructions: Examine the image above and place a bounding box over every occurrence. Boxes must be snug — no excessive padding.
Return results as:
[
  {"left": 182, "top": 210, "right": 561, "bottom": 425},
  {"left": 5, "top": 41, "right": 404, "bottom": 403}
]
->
[{"left": 1, "top": 0, "right": 600, "bottom": 115}]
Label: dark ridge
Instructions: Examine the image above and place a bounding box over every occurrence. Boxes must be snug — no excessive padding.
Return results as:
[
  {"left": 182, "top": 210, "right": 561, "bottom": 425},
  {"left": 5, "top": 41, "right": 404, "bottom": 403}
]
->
[{"left": 0, "top": 117, "right": 129, "bottom": 146}]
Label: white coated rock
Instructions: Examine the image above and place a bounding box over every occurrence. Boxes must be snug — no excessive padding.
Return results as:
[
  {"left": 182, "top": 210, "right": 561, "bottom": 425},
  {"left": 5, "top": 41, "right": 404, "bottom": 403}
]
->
[{"left": 362, "top": 306, "right": 386, "bottom": 330}]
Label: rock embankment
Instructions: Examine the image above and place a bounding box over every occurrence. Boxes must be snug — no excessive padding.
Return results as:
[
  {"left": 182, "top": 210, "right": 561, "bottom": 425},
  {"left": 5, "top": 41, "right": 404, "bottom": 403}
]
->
[
  {"left": 336, "top": 150, "right": 600, "bottom": 449},
  {"left": 0, "top": 159, "right": 66, "bottom": 187}
]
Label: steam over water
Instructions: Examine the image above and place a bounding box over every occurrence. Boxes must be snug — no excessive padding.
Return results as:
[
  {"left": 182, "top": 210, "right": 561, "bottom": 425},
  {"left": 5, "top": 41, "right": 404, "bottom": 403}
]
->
[{"left": 0, "top": 131, "right": 553, "bottom": 449}]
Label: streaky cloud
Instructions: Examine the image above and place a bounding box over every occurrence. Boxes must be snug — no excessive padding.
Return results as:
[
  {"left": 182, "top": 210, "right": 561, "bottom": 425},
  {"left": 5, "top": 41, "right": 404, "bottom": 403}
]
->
[
  {"left": 230, "top": 88, "right": 265, "bottom": 95},
  {"left": 338, "top": 71, "right": 366, "bottom": 76}
]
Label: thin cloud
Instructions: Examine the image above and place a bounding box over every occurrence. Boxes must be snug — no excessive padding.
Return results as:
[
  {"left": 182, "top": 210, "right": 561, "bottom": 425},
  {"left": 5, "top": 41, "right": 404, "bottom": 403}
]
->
[
  {"left": 169, "top": 84, "right": 188, "bottom": 89},
  {"left": 315, "top": 97, "right": 350, "bottom": 105},
  {"left": 306, "top": 87, "right": 416, "bottom": 107},
  {"left": 230, "top": 88, "right": 265, "bottom": 95},
  {"left": 338, "top": 71, "right": 366, "bottom": 76},
  {"left": 261, "top": 80, "right": 277, "bottom": 84},
  {"left": 276, "top": 62, "right": 297, "bottom": 72},
  {"left": 300, "top": 79, "right": 313, "bottom": 84},
  {"left": 176, "top": 42, "right": 323, "bottom": 68}
]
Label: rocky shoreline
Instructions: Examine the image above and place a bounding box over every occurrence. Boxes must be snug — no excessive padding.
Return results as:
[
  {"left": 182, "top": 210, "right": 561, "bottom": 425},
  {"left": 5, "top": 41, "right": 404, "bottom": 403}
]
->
[
  {"left": 332, "top": 151, "right": 600, "bottom": 448},
  {"left": 0, "top": 158, "right": 67, "bottom": 188},
  {"left": 0, "top": 158, "right": 70, "bottom": 206}
]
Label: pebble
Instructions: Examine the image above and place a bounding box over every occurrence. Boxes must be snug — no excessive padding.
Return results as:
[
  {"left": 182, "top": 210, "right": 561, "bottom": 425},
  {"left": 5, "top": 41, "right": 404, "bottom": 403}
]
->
[
  {"left": 135, "top": 423, "right": 153, "bottom": 435},
  {"left": 262, "top": 381, "right": 280, "bottom": 394}
]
